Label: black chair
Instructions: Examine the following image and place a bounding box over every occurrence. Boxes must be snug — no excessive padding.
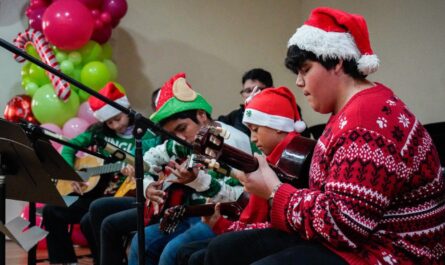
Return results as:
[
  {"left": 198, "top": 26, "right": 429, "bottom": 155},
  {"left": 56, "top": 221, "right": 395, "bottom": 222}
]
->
[
  {"left": 308, "top": 124, "right": 326, "bottom": 140},
  {"left": 424, "top": 122, "right": 445, "bottom": 166}
]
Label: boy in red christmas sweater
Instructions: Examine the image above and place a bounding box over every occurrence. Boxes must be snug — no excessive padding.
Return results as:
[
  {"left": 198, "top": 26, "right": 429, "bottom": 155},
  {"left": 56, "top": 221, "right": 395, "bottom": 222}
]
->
[{"left": 204, "top": 7, "right": 445, "bottom": 265}]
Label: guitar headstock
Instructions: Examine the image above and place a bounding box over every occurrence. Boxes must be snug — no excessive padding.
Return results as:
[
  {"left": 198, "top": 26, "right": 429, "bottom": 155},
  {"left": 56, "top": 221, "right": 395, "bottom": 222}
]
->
[{"left": 193, "top": 124, "right": 230, "bottom": 159}]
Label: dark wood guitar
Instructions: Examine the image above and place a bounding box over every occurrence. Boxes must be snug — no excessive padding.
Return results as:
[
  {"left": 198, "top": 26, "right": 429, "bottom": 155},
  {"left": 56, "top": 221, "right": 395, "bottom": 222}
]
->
[
  {"left": 159, "top": 125, "right": 316, "bottom": 233},
  {"left": 193, "top": 125, "right": 316, "bottom": 188}
]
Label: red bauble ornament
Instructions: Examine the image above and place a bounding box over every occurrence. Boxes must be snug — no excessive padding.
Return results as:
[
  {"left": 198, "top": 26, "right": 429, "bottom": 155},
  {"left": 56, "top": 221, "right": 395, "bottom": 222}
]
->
[{"left": 4, "top": 95, "right": 39, "bottom": 124}]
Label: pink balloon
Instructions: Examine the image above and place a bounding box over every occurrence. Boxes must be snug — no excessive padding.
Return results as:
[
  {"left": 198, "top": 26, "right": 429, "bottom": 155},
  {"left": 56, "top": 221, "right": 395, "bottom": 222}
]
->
[
  {"left": 103, "top": 0, "right": 127, "bottom": 21},
  {"left": 77, "top": 101, "right": 98, "bottom": 124},
  {"left": 91, "top": 24, "right": 112, "bottom": 44},
  {"left": 42, "top": 0, "right": 94, "bottom": 50},
  {"left": 63, "top": 117, "right": 90, "bottom": 139},
  {"left": 41, "top": 123, "right": 63, "bottom": 149}
]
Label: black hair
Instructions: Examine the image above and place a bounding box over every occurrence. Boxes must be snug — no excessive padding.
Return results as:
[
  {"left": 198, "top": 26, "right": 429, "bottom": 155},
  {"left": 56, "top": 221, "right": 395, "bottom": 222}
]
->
[
  {"left": 151, "top": 88, "right": 161, "bottom": 112},
  {"left": 285, "top": 45, "right": 367, "bottom": 80},
  {"left": 242, "top": 68, "right": 274, "bottom": 87},
  {"left": 88, "top": 113, "right": 134, "bottom": 137},
  {"left": 158, "top": 109, "right": 211, "bottom": 128}
]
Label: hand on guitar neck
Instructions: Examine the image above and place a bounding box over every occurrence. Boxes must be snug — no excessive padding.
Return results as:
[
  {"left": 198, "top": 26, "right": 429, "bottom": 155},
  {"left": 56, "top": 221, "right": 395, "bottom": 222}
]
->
[{"left": 193, "top": 125, "right": 316, "bottom": 188}]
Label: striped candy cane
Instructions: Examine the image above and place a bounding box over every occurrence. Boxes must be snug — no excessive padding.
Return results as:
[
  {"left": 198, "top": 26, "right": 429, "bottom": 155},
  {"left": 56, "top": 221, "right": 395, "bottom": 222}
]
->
[{"left": 13, "top": 28, "right": 71, "bottom": 101}]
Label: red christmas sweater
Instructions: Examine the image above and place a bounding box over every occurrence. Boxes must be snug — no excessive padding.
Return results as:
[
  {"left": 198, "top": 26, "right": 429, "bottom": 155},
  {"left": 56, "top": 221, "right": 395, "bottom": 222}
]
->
[
  {"left": 212, "top": 132, "right": 300, "bottom": 235},
  {"left": 270, "top": 83, "right": 445, "bottom": 265}
]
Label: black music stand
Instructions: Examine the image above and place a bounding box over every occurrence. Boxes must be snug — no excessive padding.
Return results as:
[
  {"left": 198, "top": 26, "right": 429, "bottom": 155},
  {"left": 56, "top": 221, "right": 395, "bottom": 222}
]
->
[
  {"left": 0, "top": 37, "right": 194, "bottom": 265},
  {"left": 0, "top": 118, "right": 82, "bottom": 265}
]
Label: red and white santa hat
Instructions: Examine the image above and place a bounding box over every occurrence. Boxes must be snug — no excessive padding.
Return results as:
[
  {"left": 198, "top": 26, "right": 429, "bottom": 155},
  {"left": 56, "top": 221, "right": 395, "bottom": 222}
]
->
[
  {"left": 288, "top": 7, "right": 379, "bottom": 75},
  {"left": 242, "top": 87, "right": 306, "bottom": 133},
  {"left": 88, "top": 82, "right": 130, "bottom": 122}
]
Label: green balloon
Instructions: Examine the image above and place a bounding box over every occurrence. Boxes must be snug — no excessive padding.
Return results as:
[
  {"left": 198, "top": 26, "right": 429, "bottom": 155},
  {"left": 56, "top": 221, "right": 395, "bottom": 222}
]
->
[
  {"left": 56, "top": 51, "right": 67, "bottom": 63},
  {"left": 25, "top": 44, "right": 40, "bottom": 60},
  {"left": 21, "top": 62, "right": 31, "bottom": 77},
  {"left": 60, "top": 60, "right": 74, "bottom": 75},
  {"left": 28, "top": 63, "right": 50, "bottom": 86},
  {"left": 103, "top": 59, "right": 118, "bottom": 81},
  {"left": 101, "top": 43, "right": 113, "bottom": 60},
  {"left": 21, "top": 76, "right": 32, "bottom": 88},
  {"left": 78, "top": 89, "right": 91, "bottom": 102},
  {"left": 79, "top": 41, "right": 102, "bottom": 64},
  {"left": 68, "top": 51, "right": 82, "bottom": 65},
  {"left": 24, "top": 82, "right": 40, "bottom": 96},
  {"left": 113, "top": 82, "right": 126, "bottom": 93},
  {"left": 80, "top": 61, "right": 111, "bottom": 91},
  {"left": 32, "top": 84, "right": 80, "bottom": 126}
]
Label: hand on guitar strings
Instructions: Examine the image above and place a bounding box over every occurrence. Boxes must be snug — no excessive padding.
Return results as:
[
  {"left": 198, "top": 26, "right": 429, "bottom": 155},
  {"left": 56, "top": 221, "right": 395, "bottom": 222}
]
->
[
  {"left": 71, "top": 181, "right": 89, "bottom": 195},
  {"left": 201, "top": 200, "right": 222, "bottom": 229},
  {"left": 146, "top": 180, "right": 166, "bottom": 215},
  {"left": 166, "top": 159, "right": 200, "bottom": 185},
  {"left": 242, "top": 154, "right": 282, "bottom": 199}
]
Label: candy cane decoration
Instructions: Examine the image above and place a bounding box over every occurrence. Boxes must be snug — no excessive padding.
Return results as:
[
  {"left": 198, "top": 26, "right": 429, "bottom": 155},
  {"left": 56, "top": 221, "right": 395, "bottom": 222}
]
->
[{"left": 13, "top": 28, "right": 71, "bottom": 101}]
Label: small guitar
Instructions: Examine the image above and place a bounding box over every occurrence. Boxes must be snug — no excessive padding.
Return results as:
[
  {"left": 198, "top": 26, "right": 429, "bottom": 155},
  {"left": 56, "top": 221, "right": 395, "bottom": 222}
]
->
[
  {"left": 160, "top": 192, "right": 249, "bottom": 234},
  {"left": 56, "top": 155, "right": 125, "bottom": 196},
  {"left": 193, "top": 125, "right": 316, "bottom": 188}
]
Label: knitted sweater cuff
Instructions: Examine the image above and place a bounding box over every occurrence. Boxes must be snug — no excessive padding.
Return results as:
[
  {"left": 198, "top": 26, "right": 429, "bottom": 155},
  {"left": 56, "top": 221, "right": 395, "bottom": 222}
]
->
[
  {"left": 212, "top": 217, "right": 232, "bottom": 235},
  {"left": 270, "top": 183, "right": 296, "bottom": 233},
  {"left": 186, "top": 170, "right": 211, "bottom": 192}
]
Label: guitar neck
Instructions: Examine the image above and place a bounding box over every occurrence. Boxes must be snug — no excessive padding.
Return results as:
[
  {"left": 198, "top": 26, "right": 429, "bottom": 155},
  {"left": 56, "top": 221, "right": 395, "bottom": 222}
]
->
[
  {"left": 183, "top": 202, "right": 243, "bottom": 218},
  {"left": 218, "top": 144, "right": 259, "bottom": 173},
  {"left": 83, "top": 162, "right": 123, "bottom": 177}
]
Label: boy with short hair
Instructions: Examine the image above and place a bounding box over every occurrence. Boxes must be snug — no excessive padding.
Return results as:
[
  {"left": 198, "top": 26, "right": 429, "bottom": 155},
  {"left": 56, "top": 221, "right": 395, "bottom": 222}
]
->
[
  {"left": 204, "top": 7, "right": 445, "bottom": 265},
  {"left": 127, "top": 72, "right": 252, "bottom": 265},
  {"left": 176, "top": 86, "right": 306, "bottom": 265}
]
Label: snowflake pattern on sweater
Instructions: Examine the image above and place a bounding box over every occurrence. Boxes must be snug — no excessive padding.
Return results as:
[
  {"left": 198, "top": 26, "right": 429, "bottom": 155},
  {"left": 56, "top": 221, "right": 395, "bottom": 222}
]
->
[{"left": 270, "top": 83, "right": 445, "bottom": 264}]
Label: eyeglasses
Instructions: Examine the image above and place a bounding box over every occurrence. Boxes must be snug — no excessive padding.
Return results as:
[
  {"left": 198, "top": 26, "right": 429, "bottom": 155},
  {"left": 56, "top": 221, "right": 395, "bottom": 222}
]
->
[{"left": 240, "top": 86, "right": 265, "bottom": 95}]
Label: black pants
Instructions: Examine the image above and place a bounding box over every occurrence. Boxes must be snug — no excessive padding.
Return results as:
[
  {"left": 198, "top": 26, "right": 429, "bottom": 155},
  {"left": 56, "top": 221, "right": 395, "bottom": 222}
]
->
[
  {"left": 83, "top": 196, "right": 137, "bottom": 265},
  {"left": 177, "top": 239, "right": 211, "bottom": 265},
  {"left": 202, "top": 228, "right": 347, "bottom": 265},
  {"left": 42, "top": 196, "right": 97, "bottom": 264}
]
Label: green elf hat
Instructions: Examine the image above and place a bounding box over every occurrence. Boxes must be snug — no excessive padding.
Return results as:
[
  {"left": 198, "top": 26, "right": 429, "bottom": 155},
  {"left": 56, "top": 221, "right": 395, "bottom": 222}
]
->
[{"left": 150, "top": 72, "right": 212, "bottom": 123}]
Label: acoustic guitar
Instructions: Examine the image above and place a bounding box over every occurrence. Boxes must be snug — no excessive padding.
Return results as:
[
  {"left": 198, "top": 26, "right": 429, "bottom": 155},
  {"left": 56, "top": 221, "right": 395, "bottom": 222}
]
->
[
  {"left": 159, "top": 125, "right": 316, "bottom": 233},
  {"left": 56, "top": 155, "right": 125, "bottom": 196}
]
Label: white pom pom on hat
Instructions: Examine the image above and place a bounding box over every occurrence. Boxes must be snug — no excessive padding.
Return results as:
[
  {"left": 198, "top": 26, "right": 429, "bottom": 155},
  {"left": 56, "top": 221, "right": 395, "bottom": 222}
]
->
[
  {"left": 287, "top": 7, "right": 379, "bottom": 75},
  {"left": 242, "top": 86, "right": 306, "bottom": 133}
]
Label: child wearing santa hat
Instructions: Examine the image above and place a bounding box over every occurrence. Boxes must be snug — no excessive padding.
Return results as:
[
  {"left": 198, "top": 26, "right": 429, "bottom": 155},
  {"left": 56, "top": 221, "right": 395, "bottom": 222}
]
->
[
  {"left": 204, "top": 7, "right": 444, "bottom": 265},
  {"left": 176, "top": 86, "right": 308, "bottom": 264},
  {"left": 43, "top": 82, "right": 155, "bottom": 265}
]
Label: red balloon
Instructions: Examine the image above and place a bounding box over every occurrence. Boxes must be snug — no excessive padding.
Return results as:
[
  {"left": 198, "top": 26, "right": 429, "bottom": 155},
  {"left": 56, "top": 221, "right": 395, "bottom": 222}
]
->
[
  {"left": 91, "top": 24, "right": 112, "bottom": 44},
  {"left": 42, "top": 0, "right": 94, "bottom": 50},
  {"left": 4, "top": 95, "right": 39, "bottom": 124},
  {"left": 103, "top": 0, "right": 127, "bottom": 21},
  {"left": 28, "top": 7, "right": 46, "bottom": 32},
  {"left": 78, "top": 0, "right": 104, "bottom": 9}
]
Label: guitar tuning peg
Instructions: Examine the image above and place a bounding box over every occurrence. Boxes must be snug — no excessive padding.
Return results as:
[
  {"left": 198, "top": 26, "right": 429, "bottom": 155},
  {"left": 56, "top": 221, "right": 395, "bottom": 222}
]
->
[
  {"left": 215, "top": 127, "right": 230, "bottom": 139},
  {"left": 207, "top": 158, "right": 219, "bottom": 169}
]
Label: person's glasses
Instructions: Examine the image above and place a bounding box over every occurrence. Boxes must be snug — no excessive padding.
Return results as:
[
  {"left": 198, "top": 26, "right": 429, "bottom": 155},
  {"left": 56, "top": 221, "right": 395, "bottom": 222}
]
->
[{"left": 240, "top": 86, "right": 264, "bottom": 95}]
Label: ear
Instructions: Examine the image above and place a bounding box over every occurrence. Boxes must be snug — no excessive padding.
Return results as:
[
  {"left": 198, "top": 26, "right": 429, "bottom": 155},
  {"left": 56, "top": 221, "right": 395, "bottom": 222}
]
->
[
  {"left": 334, "top": 59, "right": 344, "bottom": 75},
  {"left": 196, "top": 110, "right": 208, "bottom": 124}
]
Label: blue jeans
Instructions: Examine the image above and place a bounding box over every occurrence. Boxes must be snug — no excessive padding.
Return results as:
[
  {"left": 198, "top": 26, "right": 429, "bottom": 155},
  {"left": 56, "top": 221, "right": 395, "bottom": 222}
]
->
[{"left": 129, "top": 218, "right": 215, "bottom": 265}]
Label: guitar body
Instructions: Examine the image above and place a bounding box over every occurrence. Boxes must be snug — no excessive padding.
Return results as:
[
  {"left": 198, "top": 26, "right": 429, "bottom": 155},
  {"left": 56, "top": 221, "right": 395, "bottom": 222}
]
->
[
  {"left": 56, "top": 155, "right": 103, "bottom": 196},
  {"left": 114, "top": 177, "right": 136, "bottom": 197},
  {"left": 144, "top": 183, "right": 192, "bottom": 226},
  {"left": 194, "top": 125, "right": 317, "bottom": 188}
]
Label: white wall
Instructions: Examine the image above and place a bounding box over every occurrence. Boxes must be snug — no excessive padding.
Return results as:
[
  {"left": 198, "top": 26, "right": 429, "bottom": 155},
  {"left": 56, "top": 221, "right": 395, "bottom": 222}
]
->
[
  {"left": 1, "top": 0, "right": 445, "bottom": 220},
  {"left": 0, "top": 0, "right": 29, "bottom": 223}
]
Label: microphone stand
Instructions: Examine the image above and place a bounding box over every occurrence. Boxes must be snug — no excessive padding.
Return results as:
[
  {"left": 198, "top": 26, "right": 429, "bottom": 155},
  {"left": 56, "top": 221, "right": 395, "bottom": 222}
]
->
[{"left": 0, "top": 38, "right": 193, "bottom": 265}]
